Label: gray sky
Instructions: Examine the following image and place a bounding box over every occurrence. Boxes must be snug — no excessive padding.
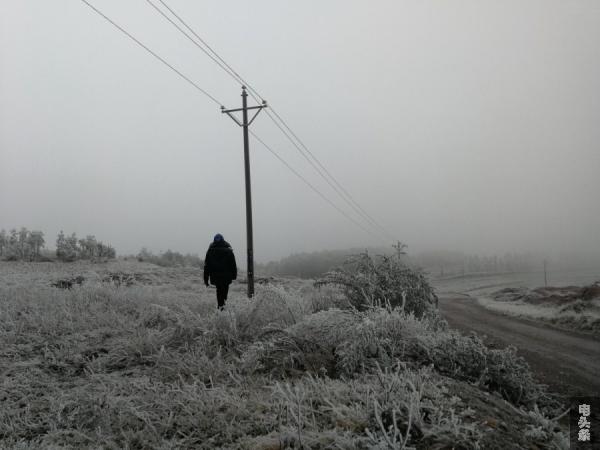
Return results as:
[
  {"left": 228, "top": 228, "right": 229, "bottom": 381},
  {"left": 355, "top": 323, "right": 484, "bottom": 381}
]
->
[{"left": 1, "top": 1, "right": 599, "bottom": 262}]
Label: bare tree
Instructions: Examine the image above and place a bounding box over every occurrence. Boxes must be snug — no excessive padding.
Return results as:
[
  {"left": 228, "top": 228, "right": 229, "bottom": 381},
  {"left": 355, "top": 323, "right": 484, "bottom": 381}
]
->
[
  {"left": 78, "top": 235, "right": 97, "bottom": 259},
  {"left": 6, "top": 229, "right": 19, "bottom": 260},
  {"left": 28, "top": 231, "right": 45, "bottom": 258},
  {"left": 18, "top": 227, "right": 30, "bottom": 260},
  {"left": 56, "top": 230, "right": 78, "bottom": 262},
  {"left": 0, "top": 229, "right": 6, "bottom": 257},
  {"left": 56, "top": 231, "right": 115, "bottom": 261}
]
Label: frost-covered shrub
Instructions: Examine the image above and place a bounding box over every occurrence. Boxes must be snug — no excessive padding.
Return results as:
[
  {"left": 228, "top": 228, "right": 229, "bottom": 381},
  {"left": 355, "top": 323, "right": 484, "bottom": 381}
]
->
[
  {"left": 334, "top": 308, "right": 554, "bottom": 410},
  {"left": 237, "top": 285, "right": 306, "bottom": 336},
  {"left": 241, "top": 309, "right": 359, "bottom": 376},
  {"left": 334, "top": 308, "right": 442, "bottom": 375},
  {"left": 309, "top": 284, "right": 349, "bottom": 312},
  {"left": 316, "top": 244, "right": 438, "bottom": 317},
  {"left": 243, "top": 304, "right": 555, "bottom": 410}
]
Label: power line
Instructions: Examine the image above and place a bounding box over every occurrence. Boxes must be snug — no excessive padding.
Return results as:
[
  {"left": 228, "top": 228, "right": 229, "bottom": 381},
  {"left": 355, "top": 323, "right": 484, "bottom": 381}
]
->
[
  {"left": 249, "top": 131, "right": 383, "bottom": 242},
  {"left": 146, "top": 2, "right": 380, "bottom": 233},
  {"left": 79, "top": 0, "right": 222, "bottom": 106},
  {"left": 79, "top": 0, "right": 387, "bottom": 243},
  {"left": 155, "top": 0, "right": 265, "bottom": 102},
  {"left": 148, "top": 0, "right": 396, "bottom": 241},
  {"left": 144, "top": 0, "right": 246, "bottom": 91},
  {"left": 261, "top": 107, "right": 378, "bottom": 226},
  {"left": 263, "top": 106, "right": 397, "bottom": 241},
  {"left": 267, "top": 106, "right": 397, "bottom": 240}
]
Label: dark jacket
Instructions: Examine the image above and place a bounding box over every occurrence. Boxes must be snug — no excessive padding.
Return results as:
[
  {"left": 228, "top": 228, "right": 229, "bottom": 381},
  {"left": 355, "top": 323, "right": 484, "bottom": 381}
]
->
[{"left": 204, "top": 240, "right": 237, "bottom": 286}]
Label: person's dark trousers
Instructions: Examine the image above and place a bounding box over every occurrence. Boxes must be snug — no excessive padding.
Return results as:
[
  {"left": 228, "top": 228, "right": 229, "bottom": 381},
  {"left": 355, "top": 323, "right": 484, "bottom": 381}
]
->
[{"left": 216, "top": 283, "right": 230, "bottom": 310}]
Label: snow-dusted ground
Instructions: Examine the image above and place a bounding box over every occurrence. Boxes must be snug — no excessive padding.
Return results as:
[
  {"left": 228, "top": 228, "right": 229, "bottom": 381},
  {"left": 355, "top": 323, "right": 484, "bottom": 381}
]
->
[
  {"left": 431, "top": 268, "right": 600, "bottom": 297},
  {"left": 430, "top": 269, "right": 600, "bottom": 336}
]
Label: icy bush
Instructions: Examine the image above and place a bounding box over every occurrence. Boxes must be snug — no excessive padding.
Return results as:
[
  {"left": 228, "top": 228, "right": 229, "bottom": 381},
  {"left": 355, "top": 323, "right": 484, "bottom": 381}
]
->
[
  {"left": 244, "top": 305, "right": 557, "bottom": 411},
  {"left": 241, "top": 309, "right": 360, "bottom": 376},
  {"left": 316, "top": 244, "right": 438, "bottom": 317}
]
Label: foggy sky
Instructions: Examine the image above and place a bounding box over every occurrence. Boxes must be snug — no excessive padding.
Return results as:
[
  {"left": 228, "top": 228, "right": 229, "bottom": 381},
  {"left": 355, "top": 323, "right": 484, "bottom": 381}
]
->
[{"left": 1, "top": 1, "right": 599, "bottom": 262}]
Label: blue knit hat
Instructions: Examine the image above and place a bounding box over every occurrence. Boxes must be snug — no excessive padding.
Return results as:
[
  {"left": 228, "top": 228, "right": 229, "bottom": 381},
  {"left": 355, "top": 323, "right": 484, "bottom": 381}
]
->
[{"left": 214, "top": 233, "right": 224, "bottom": 242}]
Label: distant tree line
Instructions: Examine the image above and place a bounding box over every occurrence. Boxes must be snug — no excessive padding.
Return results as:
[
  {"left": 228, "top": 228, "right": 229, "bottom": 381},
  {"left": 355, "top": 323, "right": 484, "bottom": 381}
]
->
[
  {"left": 0, "top": 228, "right": 46, "bottom": 261},
  {"left": 256, "top": 247, "right": 393, "bottom": 279},
  {"left": 0, "top": 227, "right": 116, "bottom": 262},
  {"left": 408, "top": 250, "right": 538, "bottom": 276},
  {"left": 256, "top": 247, "right": 542, "bottom": 279},
  {"left": 56, "top": 231, "right": 116, "bottom": 262},
  {"left": 136, "top": 248, "right": 202, "bottom": 267}
]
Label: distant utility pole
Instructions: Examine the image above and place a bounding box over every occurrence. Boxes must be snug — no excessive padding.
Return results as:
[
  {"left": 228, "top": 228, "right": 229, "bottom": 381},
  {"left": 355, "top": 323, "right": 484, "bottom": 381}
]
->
[
  {"left": 222, "top": 87, "right": 267, "bottom": 298},
  {"left": 543, "top": 259, "right": 548, "bottom": 287}
]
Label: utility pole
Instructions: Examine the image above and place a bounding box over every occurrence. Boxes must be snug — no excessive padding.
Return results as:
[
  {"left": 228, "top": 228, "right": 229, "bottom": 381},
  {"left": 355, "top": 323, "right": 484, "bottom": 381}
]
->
[{"left": 222, "top": 87, "right": 267, "bottom": 298}]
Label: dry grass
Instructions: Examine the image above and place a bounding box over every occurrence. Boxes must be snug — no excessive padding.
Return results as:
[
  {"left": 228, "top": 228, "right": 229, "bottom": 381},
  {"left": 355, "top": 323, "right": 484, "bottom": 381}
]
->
[{"left": 0, "top": 260, "right": 568, "bottom": 449}]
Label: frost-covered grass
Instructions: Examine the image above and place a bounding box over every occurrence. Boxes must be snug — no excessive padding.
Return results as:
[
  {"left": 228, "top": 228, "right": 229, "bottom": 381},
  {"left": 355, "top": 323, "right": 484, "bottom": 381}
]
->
[
  {"left": 478, "top": 295, "right": 600, "bottom": 336},
  {"left": 0, "top": 261, "right": 568, "bottom": 449}
]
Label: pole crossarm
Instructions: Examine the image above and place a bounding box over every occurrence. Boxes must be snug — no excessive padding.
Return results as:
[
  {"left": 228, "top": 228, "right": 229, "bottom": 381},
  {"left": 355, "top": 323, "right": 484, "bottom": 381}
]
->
[
  {"left": 221, "top": 109, "right": 243, "bottom": 126},
  {"left": 222, "top": 104, "right": 266, "bottom": 113},
  {"left": 221, "top": 102, "right": 267, "bottom": 127},
  {"left": 248, "top": 107, "right": 266, "bottom": 126}
]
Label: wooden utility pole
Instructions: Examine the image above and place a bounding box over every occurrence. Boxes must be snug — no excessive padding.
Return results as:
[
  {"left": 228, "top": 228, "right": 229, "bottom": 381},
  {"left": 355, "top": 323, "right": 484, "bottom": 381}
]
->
[{"left": 222, "top": 87, "right": 267, "bottom": 298}]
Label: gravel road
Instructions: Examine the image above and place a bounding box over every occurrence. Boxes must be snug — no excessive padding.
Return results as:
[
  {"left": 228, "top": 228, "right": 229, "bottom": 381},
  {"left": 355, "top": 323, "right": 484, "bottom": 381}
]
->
[{"left": 439, "top": 293, "right": 600, "bottom": 398}]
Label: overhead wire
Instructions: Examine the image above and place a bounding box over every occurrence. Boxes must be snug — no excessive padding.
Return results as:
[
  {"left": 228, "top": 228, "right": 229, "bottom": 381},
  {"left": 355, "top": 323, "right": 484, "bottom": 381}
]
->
[
  {"left": 262, "top": 106, "right": 398, "bottom": 241},
  {"left": 155, "top": 0, "right": 395, "bottom": 240},
  {"left": 249, "top": 131, "right": 381, "bottom": 240},
  {"left": 79, "top": 0, "right": 383, "bottom": 241},
  {"left": 79, "top": 0, "right": 222, "bottom": 106},
  {"left": 267, "top": 106, "right": 397, "bottom": 240},
  {"left": 144, "top": 0, "right": 246, "bottom": 94},
  {"left": 149, "top": 0, "right": 397, "bottom": 242},
  {"left": 155, "top": 0, "right": 265, "bottom": 103}
]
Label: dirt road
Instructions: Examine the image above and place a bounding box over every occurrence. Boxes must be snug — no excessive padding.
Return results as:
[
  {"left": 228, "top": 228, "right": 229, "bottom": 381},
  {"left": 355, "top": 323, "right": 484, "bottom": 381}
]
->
[{"left": 438, "top": 293, "right": 600, "bottom": 398}]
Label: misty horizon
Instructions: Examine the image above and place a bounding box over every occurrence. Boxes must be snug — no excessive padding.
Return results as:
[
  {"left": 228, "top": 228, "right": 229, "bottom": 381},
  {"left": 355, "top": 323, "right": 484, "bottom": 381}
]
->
[{"left": 3, "top": 225, "right": 600, "bottom": 271}]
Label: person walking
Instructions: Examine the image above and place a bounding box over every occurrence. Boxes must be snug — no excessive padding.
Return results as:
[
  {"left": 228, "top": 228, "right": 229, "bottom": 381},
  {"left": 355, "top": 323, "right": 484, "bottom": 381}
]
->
[{"left": 203, "top": 234, "right": 237, "bottom": 310}]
